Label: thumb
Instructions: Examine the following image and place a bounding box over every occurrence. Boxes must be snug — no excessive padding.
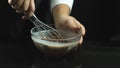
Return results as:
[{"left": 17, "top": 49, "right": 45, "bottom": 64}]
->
[{"left": 78, "top": 36, "right": 83, "bottom": 45}]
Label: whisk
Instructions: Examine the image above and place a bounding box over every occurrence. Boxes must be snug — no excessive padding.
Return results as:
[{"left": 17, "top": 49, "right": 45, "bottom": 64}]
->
[{"left": 29, "top": 14, "right": 62, "bottom": 40}]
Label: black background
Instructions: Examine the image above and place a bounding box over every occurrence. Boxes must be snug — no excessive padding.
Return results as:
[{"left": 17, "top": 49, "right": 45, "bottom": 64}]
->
[
  {"left": 71, "top": 0, "right": 120, "bottom": 41},
  {"left": 1, "top": 0, "right": 120, "bottom": 67},
  {"left": 0, "top": 0, "right": 120, "bottom": 42}
]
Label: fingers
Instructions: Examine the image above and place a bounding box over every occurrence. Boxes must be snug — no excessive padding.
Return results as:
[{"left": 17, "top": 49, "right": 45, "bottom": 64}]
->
[
  {"left": 78, "top": 36, "right": 83, "bottom": 45},
  {"left": 8, "top": 0, "right": 16, "bottom": 7},
  {"left": 22, "top": 0, "right": 35, "bottom": 19},
  {"left": 65, "top": 19, "right": 76, "bottom": 31},
  {"left": 23, "top": 0, "right": 30, "bottom": 11},
  {"left": 65, "top": 16, "right": 86, "bottom": 36},
  {"left": 15, "top": 0, "right": 24, "bottom": 9},
  {"left": 74, "top": 19, "right": 86, "bottom": 36},
  {"left": 8, "top": 0, "right": 35, "bottom": 19},
  {"left": 73, "top": 36, "right": 83, "bottom": 50},
  {"left": 8, "top": 0, "right": 23, "bottom": 9}
]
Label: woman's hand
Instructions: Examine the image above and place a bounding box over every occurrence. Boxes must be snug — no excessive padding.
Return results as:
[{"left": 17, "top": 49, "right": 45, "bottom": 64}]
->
[
  {"left": 54, "top": 15, "right": 86, "bottom": 45},
  {"left": 8, "top": 0, "right": 35, "bottom": 19},
  {"left": 51, "top": 4, "right": 86, "bottom": 45}
]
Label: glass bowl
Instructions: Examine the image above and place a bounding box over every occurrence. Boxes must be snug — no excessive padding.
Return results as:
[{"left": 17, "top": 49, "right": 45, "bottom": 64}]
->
[{"left": 30, "top": 26, "right": 81, "bottom": 58}]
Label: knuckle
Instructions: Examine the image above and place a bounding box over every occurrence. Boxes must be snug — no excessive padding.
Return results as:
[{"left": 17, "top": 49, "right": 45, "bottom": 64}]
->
[
  {"left": 8, "top": 0, "right": 14, "bottom": 5},
  {"left": 30, "top": 8, "right": 35, "bottom": 12},
  {"left": 23, "top": 7, "right": 27, "bottom": 11},
  {"left": 8, "top": 0, "right": 11, "bottom": 4}
]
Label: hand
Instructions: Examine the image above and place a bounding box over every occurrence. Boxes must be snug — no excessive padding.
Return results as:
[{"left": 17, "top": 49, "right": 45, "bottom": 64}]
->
[
  {"left": 54, "top": 15, "right": 86, "bottom": 45},
  {"left": 8, "top": 0, "right": 35, "bottom": 19}
]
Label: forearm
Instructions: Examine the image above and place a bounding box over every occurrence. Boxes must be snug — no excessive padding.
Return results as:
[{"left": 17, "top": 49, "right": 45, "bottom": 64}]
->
[
  {"left": 50, "top": 0, "right": 74, "bottom": 20},
  {"left": 52, "top": 4, "right": 70, "bottom": 19}
]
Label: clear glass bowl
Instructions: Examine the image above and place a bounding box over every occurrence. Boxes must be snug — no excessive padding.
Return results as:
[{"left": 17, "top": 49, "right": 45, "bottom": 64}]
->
[{"left": 30, "top": 26, "right": 81, "bottom": 58}]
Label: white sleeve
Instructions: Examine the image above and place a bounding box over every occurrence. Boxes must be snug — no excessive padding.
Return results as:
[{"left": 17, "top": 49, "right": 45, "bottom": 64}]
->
[{"left": 50, "top": 0, "right": 74, "bottom": 13}]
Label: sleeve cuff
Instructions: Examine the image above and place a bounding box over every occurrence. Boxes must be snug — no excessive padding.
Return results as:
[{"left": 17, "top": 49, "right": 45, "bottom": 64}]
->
[{"left": 50, "top": 0, "right": 74, "bottom": 14}]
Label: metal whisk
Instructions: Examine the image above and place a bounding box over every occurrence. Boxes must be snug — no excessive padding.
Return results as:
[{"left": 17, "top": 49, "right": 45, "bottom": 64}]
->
[{"left": 29, "top": 14, "right": 62, "bottom": 40}]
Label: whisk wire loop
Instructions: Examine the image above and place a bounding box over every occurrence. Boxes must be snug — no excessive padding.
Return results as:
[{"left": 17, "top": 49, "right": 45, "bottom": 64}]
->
[{"left": 29, "top": 14, "right": 62, "bottom": 39}]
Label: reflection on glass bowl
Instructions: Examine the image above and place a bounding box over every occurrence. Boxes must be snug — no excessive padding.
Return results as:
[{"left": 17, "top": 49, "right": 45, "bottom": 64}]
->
[{"left": 30, "top": 26, "right": 81, "bottom": 58}]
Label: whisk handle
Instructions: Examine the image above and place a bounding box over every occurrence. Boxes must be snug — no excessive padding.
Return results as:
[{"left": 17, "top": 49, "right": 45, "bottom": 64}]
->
[{"left": 29, "top": 14, "right": 37, "bottom": 22}]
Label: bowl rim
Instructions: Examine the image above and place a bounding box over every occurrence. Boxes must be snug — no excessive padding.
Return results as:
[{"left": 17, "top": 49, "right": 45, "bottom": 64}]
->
[{"left": 30, "top": 26, "right": 82, "bottom": 41}]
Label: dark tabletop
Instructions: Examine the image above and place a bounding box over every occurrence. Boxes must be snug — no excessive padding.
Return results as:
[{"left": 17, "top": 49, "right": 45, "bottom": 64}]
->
[{"left": 1, "top": 40, "right": 120, "bottom": 68}]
